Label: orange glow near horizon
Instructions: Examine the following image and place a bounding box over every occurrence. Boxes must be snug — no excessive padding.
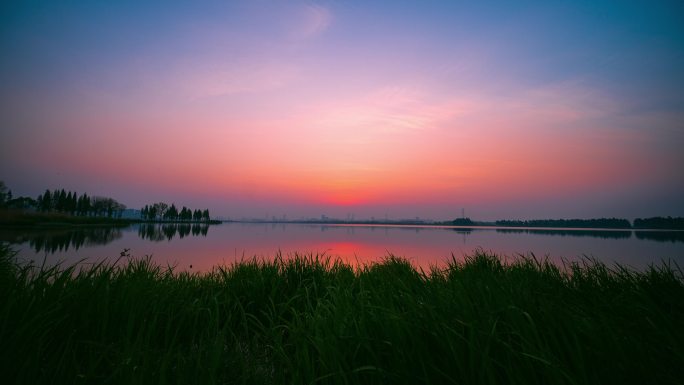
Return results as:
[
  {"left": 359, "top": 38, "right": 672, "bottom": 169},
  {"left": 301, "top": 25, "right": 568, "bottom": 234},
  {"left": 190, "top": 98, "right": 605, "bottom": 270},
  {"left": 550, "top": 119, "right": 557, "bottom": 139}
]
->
[{"left": 2, "top": 1, "right": 682, "bottom": 220}]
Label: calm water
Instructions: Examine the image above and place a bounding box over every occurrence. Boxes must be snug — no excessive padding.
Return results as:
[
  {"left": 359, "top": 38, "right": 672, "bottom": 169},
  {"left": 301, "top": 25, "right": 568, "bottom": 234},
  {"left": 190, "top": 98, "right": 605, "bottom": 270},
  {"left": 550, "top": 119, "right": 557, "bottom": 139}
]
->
[{"left": 2, "top": 222, "right": 683, "bottom": 271}]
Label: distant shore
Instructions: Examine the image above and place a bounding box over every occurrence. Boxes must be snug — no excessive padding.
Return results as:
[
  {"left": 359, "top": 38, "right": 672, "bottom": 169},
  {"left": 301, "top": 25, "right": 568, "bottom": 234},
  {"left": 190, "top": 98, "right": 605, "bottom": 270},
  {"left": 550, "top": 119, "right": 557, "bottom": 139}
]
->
[
  {"left": 224, "top": 219, "right": 684, "bottom": 231},
  {"left": 2, "top": 210, "right": 682, "bottom": 231},
  {"left": 0, "top": 210, "right": 221, "bottom": 227}
]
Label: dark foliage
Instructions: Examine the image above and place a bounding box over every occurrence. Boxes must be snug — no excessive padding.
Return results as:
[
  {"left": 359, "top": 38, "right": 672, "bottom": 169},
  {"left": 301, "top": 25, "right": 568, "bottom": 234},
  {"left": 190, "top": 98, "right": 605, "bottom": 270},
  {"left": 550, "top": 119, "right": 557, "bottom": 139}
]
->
[
  {"left": 495, "top": 218, "right": 632, "bottom": 229},
  {"left": 633, "top": 217, "right": 684, "bottom": 230}
]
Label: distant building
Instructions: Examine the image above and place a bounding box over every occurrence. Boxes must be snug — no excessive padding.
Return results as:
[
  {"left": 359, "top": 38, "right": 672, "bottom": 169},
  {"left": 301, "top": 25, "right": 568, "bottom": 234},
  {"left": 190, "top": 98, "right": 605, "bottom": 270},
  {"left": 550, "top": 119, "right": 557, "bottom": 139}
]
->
[{"left": 121, "top": 209, "right": 142, "bottom": 219}]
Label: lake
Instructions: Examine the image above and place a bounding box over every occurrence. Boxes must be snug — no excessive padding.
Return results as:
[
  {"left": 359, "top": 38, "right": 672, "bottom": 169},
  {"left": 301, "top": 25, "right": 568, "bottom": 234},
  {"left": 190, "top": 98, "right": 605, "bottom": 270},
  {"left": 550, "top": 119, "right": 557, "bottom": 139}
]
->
[{"left": 2, "top": 222, "right": 683, "bottom": 271}]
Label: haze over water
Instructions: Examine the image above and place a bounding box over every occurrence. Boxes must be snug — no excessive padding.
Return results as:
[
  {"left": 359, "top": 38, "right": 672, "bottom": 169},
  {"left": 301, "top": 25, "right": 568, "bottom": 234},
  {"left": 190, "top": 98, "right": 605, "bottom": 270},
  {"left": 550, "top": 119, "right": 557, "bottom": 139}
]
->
[{"left": 2, "top": 1, "right": 684, "bottom": 221}]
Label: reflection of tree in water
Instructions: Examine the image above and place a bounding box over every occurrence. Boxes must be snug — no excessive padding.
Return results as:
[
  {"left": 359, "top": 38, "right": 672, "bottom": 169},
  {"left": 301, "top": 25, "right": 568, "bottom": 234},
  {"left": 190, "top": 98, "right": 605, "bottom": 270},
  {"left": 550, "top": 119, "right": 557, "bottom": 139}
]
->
[
  {"left": 137, "top": 223, "right": 209, "bottom": 242},
  {"left": 496, "top": 228, "right": 632, "bottom": 240},
  {"left": 162, "top": 224, "right": 176, "bottom": 240},
  {"left": 635, "top": 231, "right": 684, "bottom": 243},
  {"left": 177, "top": 224, "right": 191, "bottom": 238},
  {"left": 0, "top": 227, "right": 124, "bottom": 254},
  {"left": 138, "top": 224, "right": 166, "bottom": 242}
]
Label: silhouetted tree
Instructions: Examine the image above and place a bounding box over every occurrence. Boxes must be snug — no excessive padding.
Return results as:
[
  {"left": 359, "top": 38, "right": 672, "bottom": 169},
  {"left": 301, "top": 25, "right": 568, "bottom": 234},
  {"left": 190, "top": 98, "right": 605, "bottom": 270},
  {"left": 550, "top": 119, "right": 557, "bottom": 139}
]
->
[
  {"left": 452, "top": 217, "right": 475, "bottom": 226},
  {"left": 57, "top": 189, "right": 67, "bottom": 212},
  {"left": 495, "top": 218, "right": 631, "bottom": 229},
  {"left": 156, "top": 202, "right": 168, "bottom": 220},
  {"left": 634, "top": 216, "right": 684, "bottom": 230},
  {"left": 39, "top": 190, "right": 52, "bottom": 212},
  {"left": 6, "top": 196, "right": 37, "bottom": 210},
  {"left": 149, "top": 205, "right": 158, "bottom": 220},
  {"left": 66, "top": 192, "right": 73, "bottom": 214},
  {"left": 0, "top": 181, "right": 8, "bottom": 207},
  {"left": 77, "top": 193, "right": 91, "bottom": 216},
  {"left": 165, "top": 204, "right": 178, "bottom": 221},
  {"left": 68, "top": 192, "right": 78, "bottom": 214},
  {"left": 180, "top": 206, "right": 191, "bottom": 221},
  {"left": 139, "top": 202, "right": 213, "bottom": 223}
]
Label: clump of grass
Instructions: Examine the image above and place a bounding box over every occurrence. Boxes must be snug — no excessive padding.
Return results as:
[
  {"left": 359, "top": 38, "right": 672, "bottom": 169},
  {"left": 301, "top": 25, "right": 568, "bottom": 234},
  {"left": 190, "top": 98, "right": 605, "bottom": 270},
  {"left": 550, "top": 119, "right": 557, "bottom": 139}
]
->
[{"left": 0, "top": 245, "right": 683, "bottom": 384}]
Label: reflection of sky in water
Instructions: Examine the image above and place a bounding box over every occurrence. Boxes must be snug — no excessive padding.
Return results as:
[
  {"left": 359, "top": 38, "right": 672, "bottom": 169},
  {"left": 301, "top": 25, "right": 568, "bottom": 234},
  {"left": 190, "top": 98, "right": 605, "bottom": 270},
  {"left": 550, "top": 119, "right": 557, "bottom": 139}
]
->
[{"left": 3, "top": 223, "right": 683, "bottom": 272}]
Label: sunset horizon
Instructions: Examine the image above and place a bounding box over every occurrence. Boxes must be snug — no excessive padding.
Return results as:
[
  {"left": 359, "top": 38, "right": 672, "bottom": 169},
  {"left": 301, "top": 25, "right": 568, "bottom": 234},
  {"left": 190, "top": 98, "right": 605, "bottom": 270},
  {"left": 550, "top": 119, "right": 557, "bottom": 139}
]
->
[
  {"left": 2, "top": 2, "right": 684, "bottom": 381},
  {"left": 2, "top": 0, "right": 683, "bottom": 221}
]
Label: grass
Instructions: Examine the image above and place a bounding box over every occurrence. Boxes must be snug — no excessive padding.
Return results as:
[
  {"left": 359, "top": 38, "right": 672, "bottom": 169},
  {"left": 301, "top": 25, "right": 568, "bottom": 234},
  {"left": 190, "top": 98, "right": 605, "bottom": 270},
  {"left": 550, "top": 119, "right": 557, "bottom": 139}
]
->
[{"left": 1, "top": 245, "right": 683, "bottom": 384}]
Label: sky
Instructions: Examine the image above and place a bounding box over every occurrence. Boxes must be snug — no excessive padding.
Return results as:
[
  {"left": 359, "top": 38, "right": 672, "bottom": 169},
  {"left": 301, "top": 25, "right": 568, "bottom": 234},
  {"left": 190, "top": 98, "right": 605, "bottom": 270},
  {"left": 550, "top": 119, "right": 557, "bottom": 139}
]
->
[{"left": 1, "top": 0, "right": 683, "bottom": 221}]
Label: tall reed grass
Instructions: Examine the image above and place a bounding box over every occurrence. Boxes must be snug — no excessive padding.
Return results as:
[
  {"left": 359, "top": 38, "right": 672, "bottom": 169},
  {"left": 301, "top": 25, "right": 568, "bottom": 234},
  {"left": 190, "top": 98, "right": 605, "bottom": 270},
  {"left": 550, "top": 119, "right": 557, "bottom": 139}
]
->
[{"left": 1, "top": 244, "right": 682, "bottom": 384}]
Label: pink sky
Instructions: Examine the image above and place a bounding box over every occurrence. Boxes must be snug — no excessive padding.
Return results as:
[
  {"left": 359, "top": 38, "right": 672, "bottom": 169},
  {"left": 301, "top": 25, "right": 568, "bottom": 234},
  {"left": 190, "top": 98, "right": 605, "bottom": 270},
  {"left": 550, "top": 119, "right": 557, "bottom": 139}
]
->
[{"left": 1, "top": 1, "right": 683, "bottom": 220}]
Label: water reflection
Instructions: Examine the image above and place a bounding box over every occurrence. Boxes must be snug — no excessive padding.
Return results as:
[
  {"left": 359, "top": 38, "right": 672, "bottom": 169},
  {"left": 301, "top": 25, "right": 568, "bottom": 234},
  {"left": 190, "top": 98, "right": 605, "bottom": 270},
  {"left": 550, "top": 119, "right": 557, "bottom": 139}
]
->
[
  {"left": 450, "top": 228, "right": 474, "bottom": 233},
  {"left": 2, "top": 223, "right": 683, "bottom": 269},
  {"left": 496, "top": 228, "right": 632, "bottom": 240},
  {"left": 450, "top": 228, "right": 473, "bottom": 244},
  {"left": 1, "top": 223, "right": 213, "bottom": 253},
  {"left": 0, "top": 226, "right": 125, "bottom": 253},
  {"left": 137, "top": 223, "right": 210, "bottom": 242},
  {"left": 634, "top": 231, "right": 684, "bottom": 243},
  {"left": 311, "top": 225, "right": 682, "bottom": 242}
]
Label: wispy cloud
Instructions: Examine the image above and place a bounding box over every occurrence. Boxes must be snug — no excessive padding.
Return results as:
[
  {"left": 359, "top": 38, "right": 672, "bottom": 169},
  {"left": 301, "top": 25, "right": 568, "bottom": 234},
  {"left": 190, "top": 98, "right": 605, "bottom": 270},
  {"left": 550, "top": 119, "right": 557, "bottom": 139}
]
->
[
  {"left": 290, "top": 4, "right": 331, "bottom": 39},
  {"left": 308, "top": 86, "right": 469, "bottom": 139}
]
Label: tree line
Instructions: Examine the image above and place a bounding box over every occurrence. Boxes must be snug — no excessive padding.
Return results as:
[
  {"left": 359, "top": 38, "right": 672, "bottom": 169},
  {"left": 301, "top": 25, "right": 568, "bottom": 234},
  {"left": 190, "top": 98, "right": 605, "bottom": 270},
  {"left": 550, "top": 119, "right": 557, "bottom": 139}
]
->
[
  {"left": 0, "top": 181, "right": 127, "bottom": 219},
  {"left": 495, "top": 218, "right": 632, "bottom": 229},
  {"left": 36, "top": 189, "right": 127, "bottom": 218},
  {"left": 1, "top": 181, "right": 214, "bottom": 223},
  {"left": 0, "top": 181, "right": 36, "bottom": 210},
  {"left": 493, "top": 217, "right": 684, "bottom": 229},
  {"left": 140, "top": 202, "right": 210, "bottom": 222},
  {"left": 451, "top": 217, "right": 476, "bottom": 226},
  {"left": 633, "top": 216, "right": 684, "bottom": 230}
]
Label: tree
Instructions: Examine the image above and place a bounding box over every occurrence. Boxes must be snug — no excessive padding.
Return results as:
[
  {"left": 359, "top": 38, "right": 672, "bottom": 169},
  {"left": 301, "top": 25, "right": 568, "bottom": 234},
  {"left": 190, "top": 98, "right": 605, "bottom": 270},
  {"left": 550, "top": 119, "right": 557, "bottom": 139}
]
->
[
  {"left": 40, "top": 190, "right": 52, "bottom": 212},
  {"left": 57, "top": 189, "right": 67, "bottom": 212},
  {"left": 69, "top": 191, "right": 78, "bottom": 214},
  {"left": 51, "top": 189, "right": 59, "bottom": 210},
  {"left": 77, "top": 194, "right": 89, "bottom": 216},
  {"left": 193, "top": 209, "right": 201, "bottom": 222},
  {"left": 114, "top": 201, "right": 126, "bottom": 218},
  {"left": 164, "top": 204, "right": 178, "bottom": 221},
  {"left": 156, "top": 202, "right": 169, "bottom": 221},
  {"left": 80, "top": 194, "right": 91, "bottom": 216},
  {"left": 148, "top": 204, "right": 158, "bottom": 220},
  {"left": 66, "top": 192, "right": 74, "bottom": 213},
  {"left": 7, "top": 196, "right": 37, "bottom": 210},
  {"left": 0, "top": 181, "right": 8, "bottom": 207},
  {"left": 106, "top": 199, "right": 114, "bottom": 218},
  {"left": 91, "top": 197, "right": 107, "bottom": 216},
  {"left": 202, "top": 209, "right": 210, "bottom": 222}
]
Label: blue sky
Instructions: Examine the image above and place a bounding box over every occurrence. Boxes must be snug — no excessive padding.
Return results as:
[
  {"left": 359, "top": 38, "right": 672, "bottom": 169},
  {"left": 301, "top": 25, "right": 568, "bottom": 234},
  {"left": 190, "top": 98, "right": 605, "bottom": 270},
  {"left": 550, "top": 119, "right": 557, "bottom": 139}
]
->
[{"left": 1, "top": 0, "right": 683, "bottom": 220}]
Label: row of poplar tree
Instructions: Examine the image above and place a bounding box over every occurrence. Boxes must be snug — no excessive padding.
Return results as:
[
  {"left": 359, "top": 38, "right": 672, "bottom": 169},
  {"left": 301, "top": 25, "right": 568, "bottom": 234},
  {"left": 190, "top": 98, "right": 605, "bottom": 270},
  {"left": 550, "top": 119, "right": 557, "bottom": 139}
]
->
[
  {"left": 36, "top": 189, "right": 126, "bottom": 218},
  {"left": 140, "top": 203, "right": 210, "bottom": 222}
]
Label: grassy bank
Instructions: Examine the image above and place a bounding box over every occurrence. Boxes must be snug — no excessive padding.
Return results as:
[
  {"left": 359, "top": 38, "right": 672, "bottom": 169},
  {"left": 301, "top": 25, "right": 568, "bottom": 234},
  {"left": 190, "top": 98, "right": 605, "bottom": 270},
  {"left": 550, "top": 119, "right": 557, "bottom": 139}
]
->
[
  {"left": 0, "top": 210, "right": 138, "bottom": 227},
  {"left": 1, "top": 246, "right": 683, "bottom": 384}
]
